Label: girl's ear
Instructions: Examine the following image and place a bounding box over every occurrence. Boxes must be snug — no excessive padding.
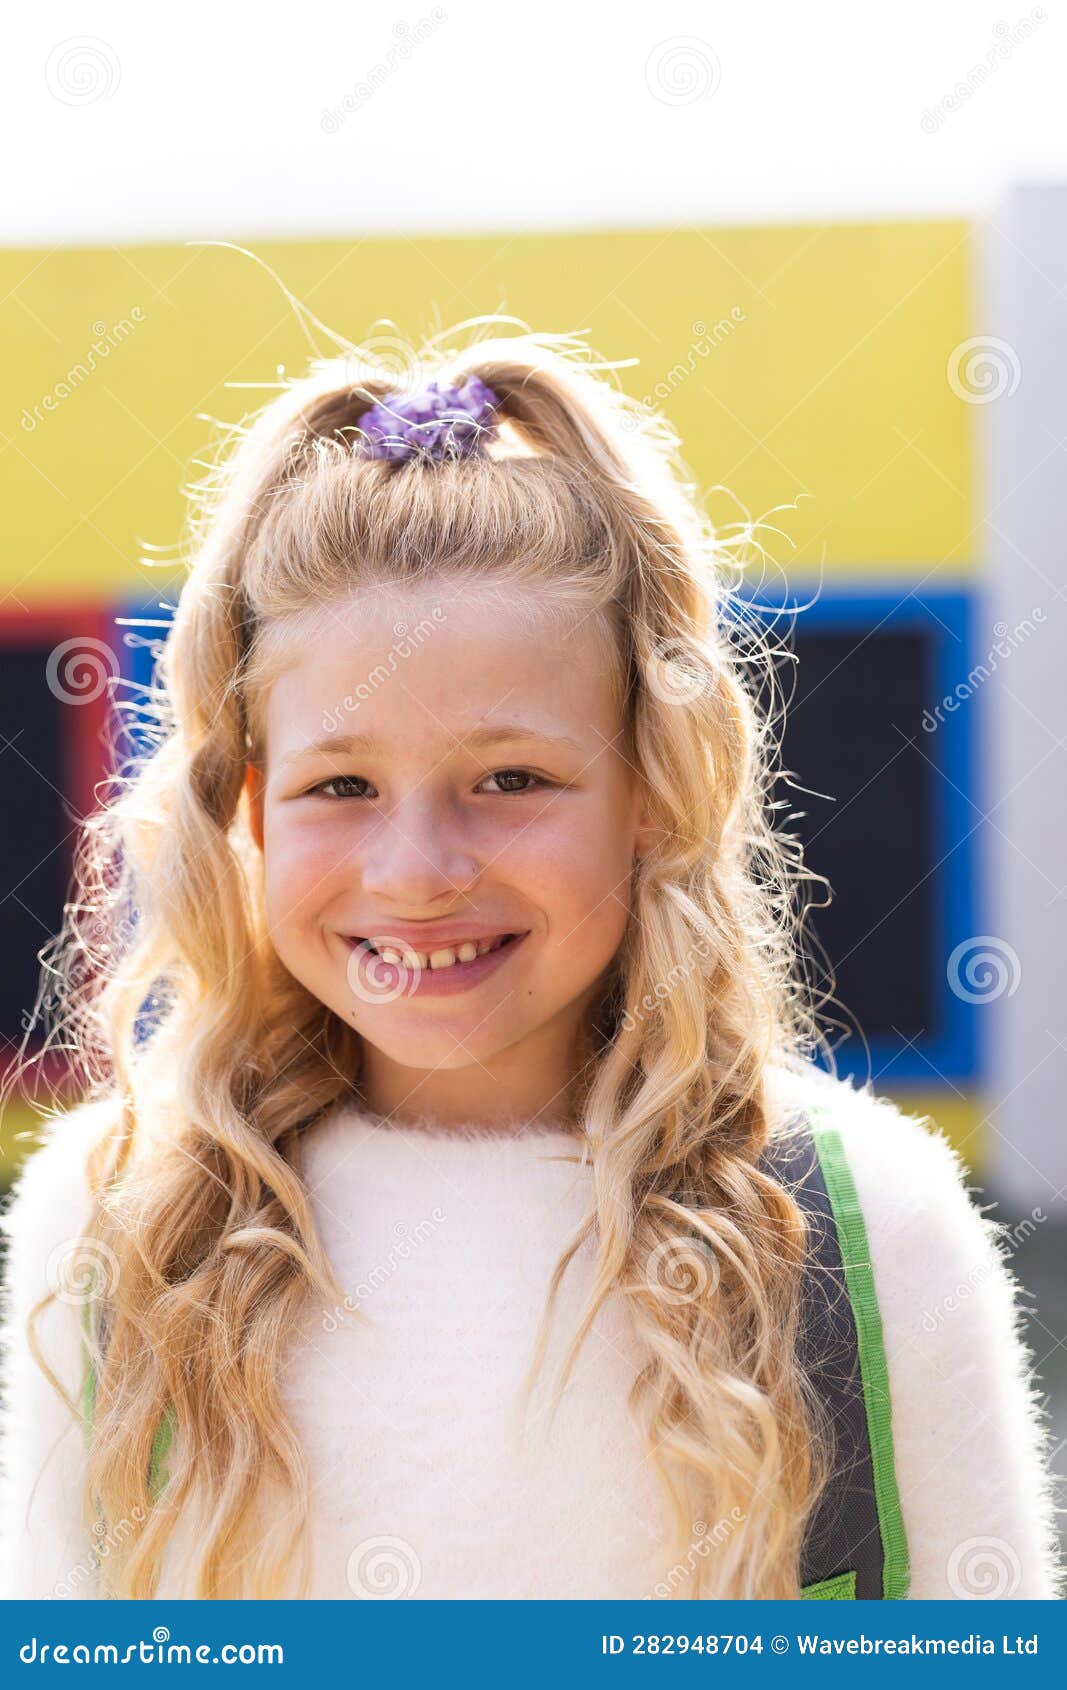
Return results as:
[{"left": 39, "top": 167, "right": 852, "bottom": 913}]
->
[
  {"left": 632, "top": 792, "right": 665, "bottom": 863},
  {"left": 244, "top": 763, "right": 265, "bottom": 852}
]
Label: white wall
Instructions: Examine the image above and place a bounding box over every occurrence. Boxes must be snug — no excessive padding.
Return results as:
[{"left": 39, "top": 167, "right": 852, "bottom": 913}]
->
[{"left": 982, "top": 181, "right": 1067, "bottom": 1212}]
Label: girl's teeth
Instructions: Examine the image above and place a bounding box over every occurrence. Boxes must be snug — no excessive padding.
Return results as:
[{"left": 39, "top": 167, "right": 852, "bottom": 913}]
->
[{"left": 373, "top": 935, "right": 511, "bottom": 971}]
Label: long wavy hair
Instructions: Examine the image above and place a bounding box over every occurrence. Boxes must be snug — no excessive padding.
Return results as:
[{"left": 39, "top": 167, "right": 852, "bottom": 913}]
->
[{"left": 13, "top": 305, "right": 833, "bottom": 1599}]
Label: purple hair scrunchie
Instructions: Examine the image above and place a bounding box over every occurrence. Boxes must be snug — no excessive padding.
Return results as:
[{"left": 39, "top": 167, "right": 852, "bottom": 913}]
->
[{"left": 356, "top": 375, "right": 501, "bottom": 463}]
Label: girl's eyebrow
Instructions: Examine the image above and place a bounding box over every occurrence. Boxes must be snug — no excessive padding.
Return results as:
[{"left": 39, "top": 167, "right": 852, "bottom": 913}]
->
[{"left": 282, "top": 723, "right": 585, "bottom": 767}]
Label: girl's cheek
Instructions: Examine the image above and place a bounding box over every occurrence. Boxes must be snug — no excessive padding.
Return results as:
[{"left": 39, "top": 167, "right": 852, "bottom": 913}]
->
[
  {"left": 518, "top": 811, "right": 628, "bottom": 881},
  {"left": 261, "top": 804, "right": 621, "bottom": 911},
  {"left": 263, "top": 818, "right": 357, "bottom": 909}
]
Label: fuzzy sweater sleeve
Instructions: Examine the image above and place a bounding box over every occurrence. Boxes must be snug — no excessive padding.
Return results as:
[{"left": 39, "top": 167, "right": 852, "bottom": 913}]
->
[
  {"left": 0, "top": 1102, "right": 113, "bottom": 1599},
  {"left": 819, "top": 1078, "right": 1063, "bottom": 1600}
]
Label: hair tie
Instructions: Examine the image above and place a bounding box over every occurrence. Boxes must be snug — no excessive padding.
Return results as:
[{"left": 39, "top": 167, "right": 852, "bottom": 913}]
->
[{"left": 356, "top": 375, "right": 501, "bottom": 463}]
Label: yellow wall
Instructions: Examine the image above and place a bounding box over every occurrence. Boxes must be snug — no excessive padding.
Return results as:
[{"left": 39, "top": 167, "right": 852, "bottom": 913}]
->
[
  {"left": 0, "top": 221, "right": 981, "bottom": 1171},
  {"left": 1, "top": 221, "right": 973, "bottom": 604}
]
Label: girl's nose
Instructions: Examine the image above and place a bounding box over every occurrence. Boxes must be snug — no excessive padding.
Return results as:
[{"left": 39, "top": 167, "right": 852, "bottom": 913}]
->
[{"left": 357, "top": 805, "right": 481, "bottom": 907}]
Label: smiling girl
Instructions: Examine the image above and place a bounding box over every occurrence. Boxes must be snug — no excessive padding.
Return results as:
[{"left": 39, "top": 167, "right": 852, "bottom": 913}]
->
[{"left": 0, "top": 320, "right": 1059, "bottom": 1602}]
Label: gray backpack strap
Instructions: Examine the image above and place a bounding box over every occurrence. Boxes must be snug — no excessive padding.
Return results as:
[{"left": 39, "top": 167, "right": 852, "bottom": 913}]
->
[{"left": 759, "top": 1113, "right": 909, "bottom": 1599}]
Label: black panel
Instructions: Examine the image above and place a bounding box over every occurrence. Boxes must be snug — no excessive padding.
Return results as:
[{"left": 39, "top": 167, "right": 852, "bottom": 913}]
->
[
  {"left": 0, "top": 646, "right": 70, "bottom": 1044},
  {"left": 777, "top": 627, "right": 934, "bottom": 1046}
]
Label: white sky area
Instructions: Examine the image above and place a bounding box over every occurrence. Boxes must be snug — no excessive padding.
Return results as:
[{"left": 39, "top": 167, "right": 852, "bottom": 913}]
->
[{"left": 2, "top": 0, "right": 1066, "bottom": 245}]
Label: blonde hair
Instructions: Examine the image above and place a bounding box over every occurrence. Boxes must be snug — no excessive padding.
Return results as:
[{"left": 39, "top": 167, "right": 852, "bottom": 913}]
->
[{"left": 15, "top": 307, "right": 831, "bottom": 1599}]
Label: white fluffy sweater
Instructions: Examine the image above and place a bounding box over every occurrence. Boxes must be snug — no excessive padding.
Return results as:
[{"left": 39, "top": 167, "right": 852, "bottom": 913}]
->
[{"left": 0, "top": 1064, "right": 1061, "bottom": 1600}]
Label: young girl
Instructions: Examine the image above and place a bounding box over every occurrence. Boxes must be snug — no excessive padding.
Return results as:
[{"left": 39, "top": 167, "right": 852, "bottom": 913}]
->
[{"left": 0, "top": 319, "right": 1059, "bottom": 1602}]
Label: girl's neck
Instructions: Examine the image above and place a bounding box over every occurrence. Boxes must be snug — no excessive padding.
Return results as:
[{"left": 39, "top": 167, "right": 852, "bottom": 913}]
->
[
  {"left": 348, "top": 1103, "right": 586, "bottom": 1143},
  {"left": 348, "top": 1086, "right": 582, "bottom": 1139},
  {"left": 354, "top": 1023, "right": 593, "bottom": 1136}
]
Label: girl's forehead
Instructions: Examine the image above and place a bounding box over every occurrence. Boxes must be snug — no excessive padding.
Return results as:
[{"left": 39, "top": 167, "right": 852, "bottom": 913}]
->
[
  {"left": 294, "top": 582, "right": 601, "bottom": 646},
  {"left": 254, "top": 586, "right": 620, "bottom": 697},
  {"left": 248, "top": 586, "right": 627, "bottom": 757}
]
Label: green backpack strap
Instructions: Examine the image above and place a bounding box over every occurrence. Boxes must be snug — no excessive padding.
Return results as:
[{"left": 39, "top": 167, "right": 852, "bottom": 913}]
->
[
  {"left": 80, "top": 1287, "right": 175, "bottom": 1503},
  {"left": 763, "top": 1105, "right": 910, "bottom": 1600},
  {"left": 808, "top": 1108, "right": 909, "bottom": 1600},
  {"left": 801, "top": 1571, "right": 857, "bottom": 1600}
]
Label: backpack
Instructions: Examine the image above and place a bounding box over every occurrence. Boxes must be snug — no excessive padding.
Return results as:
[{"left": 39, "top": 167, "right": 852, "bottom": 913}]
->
[
  {"left": 762, "top": 1105, "right": 910, "bottom": 1599},
  {"left": 79, "top": 1105, "right": 909, "bottom": 1600}
]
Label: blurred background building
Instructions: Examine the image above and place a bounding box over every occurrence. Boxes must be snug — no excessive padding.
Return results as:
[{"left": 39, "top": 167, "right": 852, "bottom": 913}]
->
[{"left": 1, "top": 0, "right": 1064, "bottom": 1557}]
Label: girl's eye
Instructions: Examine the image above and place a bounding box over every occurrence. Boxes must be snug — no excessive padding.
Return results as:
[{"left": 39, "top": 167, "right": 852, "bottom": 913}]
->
[
  {"left": 479, "top": 768, "right": 549, "bottom": 796},
  {"left": 310, "top": 774, "right": 373, "bottom": 800},
  {"left": 306, "top": 769, "right": 550, "bottom": 801}
]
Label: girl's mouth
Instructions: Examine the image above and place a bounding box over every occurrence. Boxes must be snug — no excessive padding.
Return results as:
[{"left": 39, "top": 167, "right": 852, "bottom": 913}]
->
[{"left": 342, "top": 930, "right": 530, "bottom": 997}]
